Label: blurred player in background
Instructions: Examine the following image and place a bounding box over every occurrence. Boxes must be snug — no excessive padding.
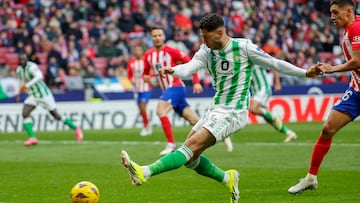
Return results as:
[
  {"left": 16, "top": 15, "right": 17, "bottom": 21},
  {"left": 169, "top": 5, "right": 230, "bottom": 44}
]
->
[
  {"left": 143, "top": 27, "right": 203, "bottom": 155},
  {"left": 16, "top": 54, "right": 83, "bottom": 146},
  {"left": 288, "top": 0, "right": 360, "bottom": 194},
  {"left": 224, "top": 67, "right": 297, "bottom": 152},
  {"left": 127, "top": 46, "right": 152, "bottom": 136}
]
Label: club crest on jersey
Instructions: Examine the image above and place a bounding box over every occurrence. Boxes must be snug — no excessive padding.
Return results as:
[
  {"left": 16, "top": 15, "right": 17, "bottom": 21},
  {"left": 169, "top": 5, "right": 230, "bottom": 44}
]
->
[{"left": 234, "top": 54, "right": 241, "bottom": 61}]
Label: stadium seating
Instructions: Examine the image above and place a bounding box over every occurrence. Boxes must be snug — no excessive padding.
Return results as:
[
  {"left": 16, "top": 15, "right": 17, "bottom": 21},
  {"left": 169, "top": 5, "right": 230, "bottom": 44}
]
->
[
  {"left": 5, "top": 53, "right": 19, "bottom": 70},
  {"left": 92, "top": 57, "right": 108, "bottom": 76}
]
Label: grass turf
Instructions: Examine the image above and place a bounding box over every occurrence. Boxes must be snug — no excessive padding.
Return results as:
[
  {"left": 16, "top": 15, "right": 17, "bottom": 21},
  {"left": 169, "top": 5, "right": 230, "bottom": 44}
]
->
[{"left": 0, "top": 121, "right": 359, "bottom": 203}]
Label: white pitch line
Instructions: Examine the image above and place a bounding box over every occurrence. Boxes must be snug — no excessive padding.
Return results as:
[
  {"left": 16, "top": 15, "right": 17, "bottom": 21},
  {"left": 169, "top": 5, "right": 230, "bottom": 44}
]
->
[{"left": 0, "top": 140, "right": 360, "bottom": 147}]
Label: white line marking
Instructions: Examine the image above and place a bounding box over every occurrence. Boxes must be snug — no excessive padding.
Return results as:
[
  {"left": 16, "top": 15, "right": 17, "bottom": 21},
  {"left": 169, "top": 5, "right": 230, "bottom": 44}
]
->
[{"left": 0, "top": 140, "right": 359, "bottom": 147}]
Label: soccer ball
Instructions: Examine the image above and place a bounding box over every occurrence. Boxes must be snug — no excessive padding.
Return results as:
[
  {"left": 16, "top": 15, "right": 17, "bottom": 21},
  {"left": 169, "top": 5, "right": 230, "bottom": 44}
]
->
[{"left": 70, "top": 181, "right": 100, "bottom": 203}]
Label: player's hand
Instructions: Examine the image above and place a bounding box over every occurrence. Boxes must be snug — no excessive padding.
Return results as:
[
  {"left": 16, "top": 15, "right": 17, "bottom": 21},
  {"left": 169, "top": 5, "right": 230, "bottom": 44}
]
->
[
  {"left": 193, "top": 83, "right": 203, "bottom": 94},
  {"left": 319, "top": 63, "right": 334, "bottom": 74},
  {"left": 306, "top": 63, "right": 325, "bottom": 78},
  {"left": 274, "top": 83, "right": 281, "bottom": 92},
  {"left": 158, "top": 67, "right": 174, "bottom": 78},
  {"left": 143, "top": 75, "right": 151, "bottom": 82}
]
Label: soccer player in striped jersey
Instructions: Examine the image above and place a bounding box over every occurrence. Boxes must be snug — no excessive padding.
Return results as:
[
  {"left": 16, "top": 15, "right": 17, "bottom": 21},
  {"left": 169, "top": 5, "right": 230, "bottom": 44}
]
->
[
  {"left": 120, "top": 13, "right": 323, "bottom": 202},
  {"left": 250, "top": 67, "right": 297, "bottom": 141},
  {"left": 15, "top": 54, "right": 83, "bottom": 146},
  {"left": 224, "top": 66, "right": 297, "bottom": 151},
  {"left": 289, "top": 0, "right": 360, "bottom": 194},
  {"left": 142, "top": 27, "right": 203, "bottom": 155},
  {"left": 127, "top": 46, "right": 152, "bottom": 136}
]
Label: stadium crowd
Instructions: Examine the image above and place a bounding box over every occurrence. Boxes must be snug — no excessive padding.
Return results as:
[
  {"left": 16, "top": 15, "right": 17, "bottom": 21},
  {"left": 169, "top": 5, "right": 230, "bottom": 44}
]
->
[{"left": 0, "top": 0, "right": 359, "bottom": 91}]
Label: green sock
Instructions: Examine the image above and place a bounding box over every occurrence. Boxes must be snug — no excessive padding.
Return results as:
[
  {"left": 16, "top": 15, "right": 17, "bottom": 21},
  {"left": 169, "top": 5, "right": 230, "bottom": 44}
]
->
[
  {"left": 187, "top": 155, "right": 225, "bottom": 182},
  {"left": 149, "top": 145, "right": 193, "bottom": 176},
  {"left": 64, "top": 118, "right": 77, "bottom": 130},
  {"left": 280, "top": 125, "right": 288, "bottom": 134},
  {"left": 23, "top": 122, "right": 36, "bottom": 138},
  {"left": 263, "top": 111, "right": 274, "bottom": 120}
]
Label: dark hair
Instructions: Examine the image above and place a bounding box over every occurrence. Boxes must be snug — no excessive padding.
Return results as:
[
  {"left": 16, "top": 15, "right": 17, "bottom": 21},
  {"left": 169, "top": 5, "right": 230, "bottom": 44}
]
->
[
  {"left": 199, "top": 13, "right": 225, "bottom": 32},
  {"left": 150, "top": 26, "right": 163, "bottom": 32},
  {"left": 330, "top": 0, "right": 355, "bottom": 8}
]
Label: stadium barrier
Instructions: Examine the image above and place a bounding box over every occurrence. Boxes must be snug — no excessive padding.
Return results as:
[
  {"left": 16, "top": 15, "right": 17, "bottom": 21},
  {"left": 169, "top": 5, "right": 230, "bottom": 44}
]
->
[{"left": 0, "top": 94, "right": 348, "bottom": 133}]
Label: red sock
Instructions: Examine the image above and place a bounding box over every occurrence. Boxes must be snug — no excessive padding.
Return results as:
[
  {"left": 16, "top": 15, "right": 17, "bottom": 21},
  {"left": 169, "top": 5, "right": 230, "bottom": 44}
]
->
[
  {"left": 309, "top": 136, "right": 332, "bottom": 175},
  {"left": 160, "top": 116, "right": 174, "bottom": 143},
  {"left": 141, "top": 111, "right": 149, "bottom": 128}
]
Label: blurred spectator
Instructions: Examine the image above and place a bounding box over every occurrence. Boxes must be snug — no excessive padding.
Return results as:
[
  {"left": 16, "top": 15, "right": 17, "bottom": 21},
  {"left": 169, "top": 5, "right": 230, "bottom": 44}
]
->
[
  {"left": 83, "top": 64, "right": 101, "bottom": 79},
  {"left": 45, "top": 56, "right": 61, "bottom": 88},
  {"left": 166, "top": 30, "right": 190, "bottom": 56},
  {"left": 97, "top": 37, "right": 118, "bottom": 58},
  {"left": 0, "top": 0, "right": 351, "bottom": 91},
  {"left": 118, "top": 4, "right": 135, "bottom": 33}
]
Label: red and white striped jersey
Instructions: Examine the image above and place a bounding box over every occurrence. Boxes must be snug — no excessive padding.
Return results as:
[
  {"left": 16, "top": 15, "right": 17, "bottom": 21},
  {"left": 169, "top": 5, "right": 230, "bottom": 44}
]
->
[
  {"left": 143, "top": 45, "right": 199, "bottom": 90},
  {"left": 127, "top": 58, "right": 151, "bottom": 93},
  {"left": 342, "top": 15, "right": 360, "bottom": 92}
]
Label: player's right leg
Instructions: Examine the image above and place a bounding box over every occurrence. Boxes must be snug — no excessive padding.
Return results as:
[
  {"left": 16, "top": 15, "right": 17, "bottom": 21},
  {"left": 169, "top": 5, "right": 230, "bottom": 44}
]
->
[
  {"left": 138, "top": 93, "right": 152, "bottom": 136},
  {"left": 22, "top": 103, "right": 37, "bottom": 146},
  {"left": 186, "top": 155, "right": 240, "bottom": 203},
  {"left": 157, "top": 100, "right": 176, "bottom": 155},
  {"left": 288, "top": 173, "right": 318, "bottom": 194},
  {"left": 120, "top": 150, "right": 147, "bottom": 186},
  {"left": 223, "top": 136, "right": 234, "bottom": 152}
]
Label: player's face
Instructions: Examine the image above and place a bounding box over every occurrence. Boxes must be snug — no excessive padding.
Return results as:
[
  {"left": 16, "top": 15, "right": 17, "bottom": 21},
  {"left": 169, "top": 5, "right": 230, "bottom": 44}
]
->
[
  {"left": 151, "top": 29, "right": 165, "bottom": 49},
  {"left": 200, "top": 28, "right": 223, "bottom": 50},
  {"left": 330, "top": 4, "right": 353, "bottom": 29},
  {"left": 19, "top": 56, "right": 27, "bottom": 67},
  {"left": 133, "top": 46, "right": 143, "bottom": 59}
]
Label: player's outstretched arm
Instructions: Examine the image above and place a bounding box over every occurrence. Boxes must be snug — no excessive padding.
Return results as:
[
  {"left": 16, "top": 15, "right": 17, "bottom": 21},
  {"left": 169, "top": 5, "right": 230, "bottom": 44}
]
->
[
  {"left": 305, "top": 63, "right": 325, "bottom": 78},
  {"left": 158, "top": 67, "right": 174, "bottom": 78}
]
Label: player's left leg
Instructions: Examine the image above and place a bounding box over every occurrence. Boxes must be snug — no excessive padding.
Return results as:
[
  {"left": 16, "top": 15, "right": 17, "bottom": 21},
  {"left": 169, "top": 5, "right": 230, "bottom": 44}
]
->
[
  {"left": 49, "top": 109, "right": 83, "bottom": 142},
  {"left": 181, "top": 106, "right": 200, "bottom": 126},
  {"left": 250, "top": 100, "right": 296, "bottom": 142},
  {"left": 288, "top": 110, "right": 352, "bottom": 194},
  {"left": 138, "top": 92, "right": 152, "bottom": 136}
]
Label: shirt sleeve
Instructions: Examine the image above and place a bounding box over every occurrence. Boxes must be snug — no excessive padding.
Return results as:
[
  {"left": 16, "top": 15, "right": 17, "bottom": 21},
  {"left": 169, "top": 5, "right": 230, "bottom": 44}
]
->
[
  {"left": 25, "top": 64, "right": 43, "bottom": 88},
  {"left": 349, "top": 22, "right": 360, "bottom": 51},
  {"left": 246, "top": 40, "right": 306, "bottom": 77},
  {"left": 127, "top": 60, "right": 133, "bottom": 81},
  {"left": 172, "top": 45, "right": 208, "bottom": 77},
  {"left": 173, "top": 48, "right": 191, "bottom": 63}
]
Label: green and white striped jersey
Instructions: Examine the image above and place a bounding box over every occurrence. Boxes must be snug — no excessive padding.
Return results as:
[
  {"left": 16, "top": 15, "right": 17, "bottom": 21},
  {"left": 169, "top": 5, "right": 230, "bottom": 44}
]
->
[
  {"left": 172, "top": 37, "right": 306, "bottom": 110},
  {"left": 250, "top": 65, "right": 271, "bottom": 97},
  {"left": 204, "top": 39, "right": 252, "bottom": 110},
  {"left": 16, "top": 61, "right": 51, "bottom": 98}
]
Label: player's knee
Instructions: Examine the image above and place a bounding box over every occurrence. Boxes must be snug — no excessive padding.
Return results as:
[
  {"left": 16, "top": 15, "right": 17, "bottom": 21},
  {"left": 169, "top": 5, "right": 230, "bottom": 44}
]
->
[
  {"left": 188, "top": 118, "right": 198, "bottom": 125},
  {"left": 50, "top": 111, "right": 61, "bottom": 121},
  {"left": 321, "top": 123, "right": 336, "bottom": 137}
]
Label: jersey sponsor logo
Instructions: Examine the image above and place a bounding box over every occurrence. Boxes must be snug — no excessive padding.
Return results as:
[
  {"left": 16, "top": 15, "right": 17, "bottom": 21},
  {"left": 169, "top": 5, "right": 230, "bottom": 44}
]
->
[
  {"left": 353, "top": 36, "right": 360, "bottom": 44},
  {"left": 353, "top": 36, "right": 360, "bottom": 42},
  {"left": 217, "top": 60, "right": 233, "bottom": 76},
  {"left": 256, "top": 47, "right": 267, "bottom": 55}
]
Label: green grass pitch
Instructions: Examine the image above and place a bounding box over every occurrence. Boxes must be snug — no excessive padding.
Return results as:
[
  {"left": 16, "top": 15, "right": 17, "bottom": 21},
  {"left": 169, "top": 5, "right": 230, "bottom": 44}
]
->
[{"left": 0, "top": 121, "right": 359, "bottom": 203}]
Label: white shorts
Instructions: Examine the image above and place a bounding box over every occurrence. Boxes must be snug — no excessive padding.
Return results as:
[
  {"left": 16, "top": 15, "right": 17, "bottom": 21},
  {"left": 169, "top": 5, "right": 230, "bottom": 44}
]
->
[
  {"left": 192, "top": 106, "right": 248, "bottom": 142},
  {"left": 24, "top": 94, "right": 57, "bottom": 111},
  {"left": 252, "top": 88, "right": 271, "bottom": 107}
]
